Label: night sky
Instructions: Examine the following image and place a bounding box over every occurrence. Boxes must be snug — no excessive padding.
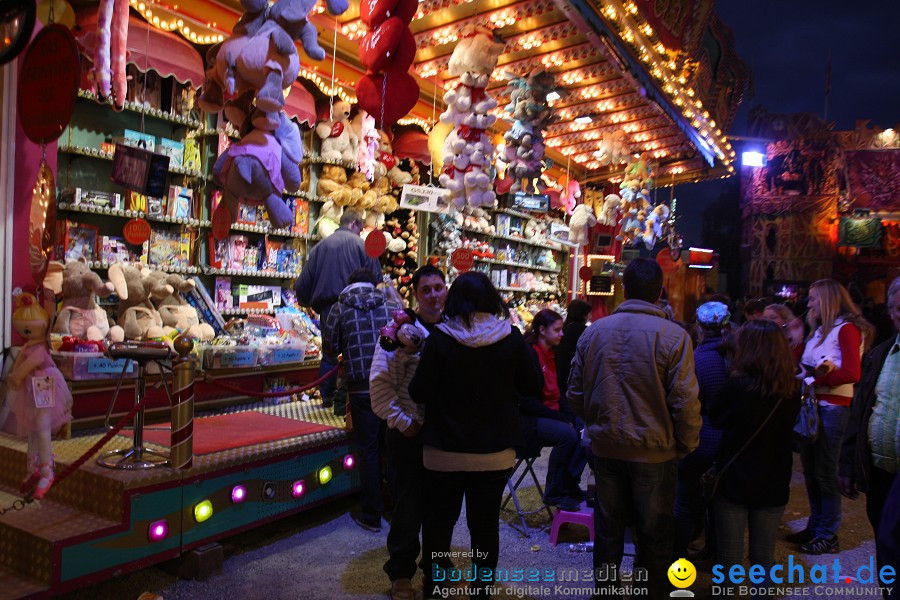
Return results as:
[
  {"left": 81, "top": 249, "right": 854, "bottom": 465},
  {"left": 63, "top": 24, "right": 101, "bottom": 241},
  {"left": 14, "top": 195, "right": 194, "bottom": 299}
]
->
[{"left": 674, "top": 0, "right": 900, "bottom": 247}]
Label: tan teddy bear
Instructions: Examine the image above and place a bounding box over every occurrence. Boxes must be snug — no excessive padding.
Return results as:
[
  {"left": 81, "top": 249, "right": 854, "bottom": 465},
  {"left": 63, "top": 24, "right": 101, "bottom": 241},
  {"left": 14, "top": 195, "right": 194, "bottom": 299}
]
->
[
  {"left": 345, "top": 171, "right": 371, "bottom": 208},
  {"left": 317, "top": 165, "right": 352, "bottom": 206}
]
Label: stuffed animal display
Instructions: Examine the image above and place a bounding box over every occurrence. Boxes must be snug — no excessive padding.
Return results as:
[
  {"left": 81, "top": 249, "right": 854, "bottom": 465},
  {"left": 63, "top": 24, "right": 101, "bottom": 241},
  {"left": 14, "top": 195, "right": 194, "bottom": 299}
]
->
[
  {"left": 148, "top": 272, "right": 216, "bottom": 342},
  {"left": 568, "top": 203, "right": 597, "bottom": 246},
  {"left": 45, "top": 259, "right": 114, "bottom": 341},
  {"left": 355, "top": 0, "right": 419, "bottom": 129},
  {"left": 107, "top": 263, "right": 169, "bottom": 343},
  {"left": 616, "top": 153, "right": 662, "bottom": 247},
  {"left": 379, "top": 210, "right": 419, "bottom": 299},
  {"left": 316, "top": 101, "right": 359, "bottom": 163},
  {"left": 91, "top": 0, "right": 128, "bottom": 110},
  {"left": 438, "top": 26, "right": 504, "bottom": 209},
  {"left": 500, "top": 68, "right": 558, "bottom": 195},
  {"left": 592, "top": 130, "right": 631, "bottom": 167},
  {"left": 202, "top": 0, "right": 350, "bottom": 231}
]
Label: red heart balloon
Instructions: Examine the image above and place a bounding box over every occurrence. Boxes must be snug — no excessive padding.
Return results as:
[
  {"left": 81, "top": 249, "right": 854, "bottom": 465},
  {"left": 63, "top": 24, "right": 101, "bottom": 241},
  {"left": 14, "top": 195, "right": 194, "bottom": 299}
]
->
[
  {"left": 360, "top": 0, "right": 400, "bottom": 28},
  {"left": 383, "top": 28, "right": 416, "bottom": 73},
  {"left": 356, "top": 71, "right": 419, "bottom": 128},
  {"left": 358, "top": 17, "right": 405, "bottom": 73}
]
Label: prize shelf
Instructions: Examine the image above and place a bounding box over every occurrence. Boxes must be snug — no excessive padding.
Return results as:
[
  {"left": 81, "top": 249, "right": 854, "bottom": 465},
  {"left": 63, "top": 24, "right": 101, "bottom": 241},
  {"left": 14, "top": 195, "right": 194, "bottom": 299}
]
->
[
  {"left": 204, "top": 266, "right": 301, "bottom": 279},
  {"left": 76, "top": 89, "right": 205, "bottom": 130},
  {"left": 84, "top": 261, "right": 201, "bottom": 276},
  {"left": 58, "top": 145, "right": 209, "bottom": 179},
  {"left": 459, "top": 225, "right": 565, "bottom": 253},
  {"left": 230, "top": 222, "right": 321, "bottom": 241},
  {"left": 57, "top": 201, "right": 211, "bottom": 228},
  {"left": 497, "top": 286, "right": 558, "bottom": 294},
  {"left": 472, "top": 256, "right": 558, "bottom": 273},
  {"left": 220, "top": 308, "right": 277, "bottom": 316}
]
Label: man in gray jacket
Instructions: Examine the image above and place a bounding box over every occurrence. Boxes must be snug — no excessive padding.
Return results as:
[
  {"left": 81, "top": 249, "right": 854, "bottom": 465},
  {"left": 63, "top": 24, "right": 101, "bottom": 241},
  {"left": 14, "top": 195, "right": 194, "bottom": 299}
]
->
[{"left": 568, "top": 258, "right": 701, "bottom": 600}]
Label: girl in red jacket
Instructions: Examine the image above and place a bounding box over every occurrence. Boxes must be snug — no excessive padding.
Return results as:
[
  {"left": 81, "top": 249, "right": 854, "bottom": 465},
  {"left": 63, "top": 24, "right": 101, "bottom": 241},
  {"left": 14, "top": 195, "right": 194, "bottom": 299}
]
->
[{"left": 790, "top": 279, "right": 872, "bottom": 554}]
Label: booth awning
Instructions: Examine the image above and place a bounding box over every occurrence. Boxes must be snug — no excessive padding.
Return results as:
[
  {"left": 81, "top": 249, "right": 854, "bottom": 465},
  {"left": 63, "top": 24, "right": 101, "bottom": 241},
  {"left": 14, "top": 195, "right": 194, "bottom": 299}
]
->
[
  {"left": 284, "top": 82, "right": 316, "bottom": 127},
  {"left": 76, "top": 10, "right": 205, "bottom": 87}
]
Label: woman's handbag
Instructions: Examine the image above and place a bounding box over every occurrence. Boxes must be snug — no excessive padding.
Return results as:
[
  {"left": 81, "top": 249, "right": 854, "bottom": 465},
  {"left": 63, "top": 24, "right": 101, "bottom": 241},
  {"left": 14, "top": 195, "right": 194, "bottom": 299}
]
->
[
  {"left": 792, "top": 382, "right": 819, "bottom": 444},
  {"left": 701, "top": 396, "right": 785, "bottom": 504}
]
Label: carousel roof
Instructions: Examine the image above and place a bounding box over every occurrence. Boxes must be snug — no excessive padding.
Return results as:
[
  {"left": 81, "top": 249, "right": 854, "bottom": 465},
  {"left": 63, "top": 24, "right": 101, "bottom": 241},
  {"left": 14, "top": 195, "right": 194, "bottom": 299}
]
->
[{"left": 120, "top": 0, "right": 748, "bottom": 186}]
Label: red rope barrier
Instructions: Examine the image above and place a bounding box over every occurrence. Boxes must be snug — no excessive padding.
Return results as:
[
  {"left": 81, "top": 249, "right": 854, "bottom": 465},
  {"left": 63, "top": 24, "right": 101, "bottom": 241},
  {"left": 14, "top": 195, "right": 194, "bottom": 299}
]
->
[
  {"left": 202, "top": 363, "right": 340, "bottom": 398},
  {"left": 38, "top": 394, "right": 150, "bottom": 500},
  {"left": 19, "top": 363, "right": 340, "bottom": 502}
]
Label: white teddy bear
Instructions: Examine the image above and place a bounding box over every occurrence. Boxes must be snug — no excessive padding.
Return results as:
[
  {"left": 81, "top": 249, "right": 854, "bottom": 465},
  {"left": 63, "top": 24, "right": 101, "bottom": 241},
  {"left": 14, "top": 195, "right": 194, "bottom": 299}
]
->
[{"left": 316, "top": 100, "right": 358, "bottom": 163}]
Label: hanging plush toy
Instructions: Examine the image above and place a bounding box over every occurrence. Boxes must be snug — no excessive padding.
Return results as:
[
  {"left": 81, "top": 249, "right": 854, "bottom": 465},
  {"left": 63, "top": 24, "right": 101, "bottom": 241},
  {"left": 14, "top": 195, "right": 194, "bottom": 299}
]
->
[
  {"left": 501, "top": 68, "right": 557, "bottom": 195},
  {"left": 6, "top": 293, "right": 73, "bottom": 500},
  {"left": 91, "top": 0, "right": 128, "bottom": 110},
  {"left": 355, "top": 0, "right": 420, "bottom": 129},
  {"left": 438, "top": 26, "right": 504, "bottom": 209}
]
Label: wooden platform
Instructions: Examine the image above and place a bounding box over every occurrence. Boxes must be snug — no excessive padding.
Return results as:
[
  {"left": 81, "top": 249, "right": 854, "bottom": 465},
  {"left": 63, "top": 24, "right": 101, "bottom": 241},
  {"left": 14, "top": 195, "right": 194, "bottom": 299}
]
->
[{"left": 0, "top": 399, "right": 357, "bottom": 599}]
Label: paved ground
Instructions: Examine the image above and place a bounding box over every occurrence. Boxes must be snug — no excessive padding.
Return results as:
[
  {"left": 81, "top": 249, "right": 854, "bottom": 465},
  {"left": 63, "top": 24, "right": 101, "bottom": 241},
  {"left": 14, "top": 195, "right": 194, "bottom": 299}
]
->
[{"left": 59, "top": 455, "right": 886, "bottom": 600}]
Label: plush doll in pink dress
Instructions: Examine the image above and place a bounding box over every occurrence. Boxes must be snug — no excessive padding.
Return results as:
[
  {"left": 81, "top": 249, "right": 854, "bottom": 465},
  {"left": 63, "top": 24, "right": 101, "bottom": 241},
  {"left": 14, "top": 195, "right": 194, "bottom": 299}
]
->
[{"left": 6, "top": 293, "right": 72, "bottom": 500}]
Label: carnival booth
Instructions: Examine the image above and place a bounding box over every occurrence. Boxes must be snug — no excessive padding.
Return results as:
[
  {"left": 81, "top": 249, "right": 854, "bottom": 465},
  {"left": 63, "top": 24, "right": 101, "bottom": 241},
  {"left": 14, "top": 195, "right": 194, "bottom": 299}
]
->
[{"left": 0, "top": 0, "right": 745, "bottom": 595}]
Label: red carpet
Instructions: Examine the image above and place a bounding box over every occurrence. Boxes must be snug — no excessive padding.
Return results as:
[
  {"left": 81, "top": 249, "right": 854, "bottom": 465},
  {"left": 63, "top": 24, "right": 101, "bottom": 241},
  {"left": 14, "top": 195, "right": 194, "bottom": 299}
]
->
[{"left": 124, "top": 411, "right": 336, "bottom": 455}]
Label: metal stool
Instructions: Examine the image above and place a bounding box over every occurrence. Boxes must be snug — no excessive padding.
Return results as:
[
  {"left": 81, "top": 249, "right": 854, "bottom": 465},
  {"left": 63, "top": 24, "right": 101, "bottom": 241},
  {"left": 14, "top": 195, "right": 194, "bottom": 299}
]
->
[
  {"left": 501, "top": 445, "right": 554, "bottom": 536},
  {"left": 98, "top": 341, "right": 174, "bottom": 469}
]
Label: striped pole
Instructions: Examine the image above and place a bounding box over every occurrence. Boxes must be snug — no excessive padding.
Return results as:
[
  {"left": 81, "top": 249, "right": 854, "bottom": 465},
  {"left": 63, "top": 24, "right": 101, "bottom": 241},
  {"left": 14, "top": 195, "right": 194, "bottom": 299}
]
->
[{"left": 170, "top": 337, "right": 195, "bottom": 469}]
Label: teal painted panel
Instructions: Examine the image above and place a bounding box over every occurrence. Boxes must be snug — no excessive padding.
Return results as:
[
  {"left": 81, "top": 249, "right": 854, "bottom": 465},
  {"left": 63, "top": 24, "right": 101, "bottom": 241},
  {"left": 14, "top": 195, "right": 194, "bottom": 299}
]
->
[
  {"left": 60, "top": 484, "right": 184, "bottom": 582},
  {"left": 58, "top": 443, "right": 359, "bottom": 582}
]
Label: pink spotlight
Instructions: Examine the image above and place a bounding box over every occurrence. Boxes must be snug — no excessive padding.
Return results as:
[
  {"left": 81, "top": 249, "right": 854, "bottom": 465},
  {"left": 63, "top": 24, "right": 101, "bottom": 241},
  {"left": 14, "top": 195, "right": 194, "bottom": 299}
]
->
[
  {"left": 292, "top": 480, "right": 306, "bottom": 498},
  {"left": 148, "top": 519, "right": 168, "bottom": 542},
  {"left": 343, "top": 454, "right": 356, "bottom": 470},
  {"left": 231, "top": 485, "right": 247, "bottom": 503}
]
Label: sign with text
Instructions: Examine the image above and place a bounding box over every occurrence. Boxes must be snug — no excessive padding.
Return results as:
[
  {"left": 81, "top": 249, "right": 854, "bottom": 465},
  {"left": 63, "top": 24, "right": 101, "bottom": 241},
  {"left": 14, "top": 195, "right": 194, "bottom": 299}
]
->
[
  {"left": 399, "top": 184, "right": 451, "bottom": 214},
  {"left": 450, "top": 248, "right": 474, "bottom": 272}
]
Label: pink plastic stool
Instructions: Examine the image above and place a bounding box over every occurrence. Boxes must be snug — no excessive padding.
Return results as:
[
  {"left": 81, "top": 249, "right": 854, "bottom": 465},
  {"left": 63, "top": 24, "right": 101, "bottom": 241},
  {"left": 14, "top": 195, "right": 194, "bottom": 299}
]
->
[{"left": 548, "top": 503, "right": 594, "bottom": 546}]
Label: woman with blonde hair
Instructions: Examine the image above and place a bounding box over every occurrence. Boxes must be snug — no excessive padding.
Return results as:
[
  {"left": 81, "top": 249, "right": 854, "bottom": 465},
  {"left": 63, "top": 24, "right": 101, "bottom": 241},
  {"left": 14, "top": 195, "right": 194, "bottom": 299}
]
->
[{"left": 788, "top": 279, "right": 873, "bottom": 554}]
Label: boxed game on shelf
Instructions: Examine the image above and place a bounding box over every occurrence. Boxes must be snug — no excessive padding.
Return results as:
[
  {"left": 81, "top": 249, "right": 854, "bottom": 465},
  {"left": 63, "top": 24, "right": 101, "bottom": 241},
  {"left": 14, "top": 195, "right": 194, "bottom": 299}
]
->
[
  {"left": 56, "top": 221, "right": 99, "bottom": 262},
  {"left": 167, "top": 185, "right": 193, "bottom": 219}
]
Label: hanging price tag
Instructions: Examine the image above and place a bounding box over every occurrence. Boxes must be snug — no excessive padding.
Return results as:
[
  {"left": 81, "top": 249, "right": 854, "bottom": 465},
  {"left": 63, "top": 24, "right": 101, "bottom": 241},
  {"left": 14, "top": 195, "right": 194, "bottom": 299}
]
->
[{"left": 32, "top": 376, "right": 55, "bottom": 408}]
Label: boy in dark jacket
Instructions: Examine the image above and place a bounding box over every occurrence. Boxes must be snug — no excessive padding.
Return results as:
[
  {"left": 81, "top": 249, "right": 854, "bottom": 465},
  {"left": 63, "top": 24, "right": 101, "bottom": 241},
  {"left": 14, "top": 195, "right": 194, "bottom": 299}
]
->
[{"left": 324, "top": 268, "right": 401, "bottom": 531}]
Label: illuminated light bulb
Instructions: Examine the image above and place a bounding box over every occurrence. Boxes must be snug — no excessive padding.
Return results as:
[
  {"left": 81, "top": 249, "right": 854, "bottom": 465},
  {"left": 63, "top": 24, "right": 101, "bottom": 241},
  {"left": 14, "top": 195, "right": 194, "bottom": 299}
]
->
[
  {"left": 231, "top": 485, "right": 247, "bottom": 503},
  {"left": 318, "top": 466, "right": 333, "bottom": 485},
  {"left": 193, "top": 500, "right": 213, "bottom": 523},
  {"left": 138, "top": 2, "right": 145, "bottom": 10},
  {"left": 148, "top": 519, "right": 168, "bottom": 542}
]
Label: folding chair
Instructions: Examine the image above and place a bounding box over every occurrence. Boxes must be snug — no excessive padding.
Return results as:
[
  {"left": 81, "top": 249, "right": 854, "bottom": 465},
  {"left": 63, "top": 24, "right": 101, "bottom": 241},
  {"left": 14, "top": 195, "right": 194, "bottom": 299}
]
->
[{"left": 501, "top": 444, "right": 554, "bottom": 536}]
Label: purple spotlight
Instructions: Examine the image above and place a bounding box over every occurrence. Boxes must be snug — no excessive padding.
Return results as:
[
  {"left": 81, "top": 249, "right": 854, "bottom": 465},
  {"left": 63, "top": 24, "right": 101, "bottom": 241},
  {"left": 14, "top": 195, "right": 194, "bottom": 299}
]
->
[
  {"left": 148, "top": 519, "right": 168, "bottom": 542},
  {"left": 231, "top": 485, "right": 247, "bottom": 503},
  {"left": 343, "top": 454, "right": 356, "bottom": 470},
  {"left": 292, "top": 480, "right": 305, "bottom": 498}
]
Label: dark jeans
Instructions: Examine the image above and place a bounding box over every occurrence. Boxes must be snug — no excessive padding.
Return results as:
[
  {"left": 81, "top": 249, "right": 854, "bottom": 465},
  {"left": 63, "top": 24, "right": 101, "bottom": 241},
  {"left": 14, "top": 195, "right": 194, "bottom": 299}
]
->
[
  {"left": 423, "top": 467, "right": 512, "bottom": 599},
  {"left": 674, "top": 450, "right": 717, "bottom": 558},
  {"left": 798, "top": 404, "right": 849, "bottom": 538},
  {"left": 534, "top": 417, "right": 586, "bottom": 502},
  {"left": 867, "top": 465, "right": 897, "bottom": 598},
  {"left": 384, "top": 428, "right": 424, "bottom": 582},
  {"left": 318, "top": 303, "right": 337, "bottom": 406},
  {"left": 714, "top": 497, "right": 784, "bottom": 598},
  {"left": 592, "top": 457, "right": 677, "bottom": 600},
  {"left": 350, "top": 392, "right": 385, "bottom": 525}
]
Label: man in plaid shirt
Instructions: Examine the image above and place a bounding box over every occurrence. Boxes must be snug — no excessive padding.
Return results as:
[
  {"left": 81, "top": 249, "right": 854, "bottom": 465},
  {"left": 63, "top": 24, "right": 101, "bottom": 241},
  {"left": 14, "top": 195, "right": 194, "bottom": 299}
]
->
[{"left": 324, "top": 268, "right": 402, "bottom": 532}]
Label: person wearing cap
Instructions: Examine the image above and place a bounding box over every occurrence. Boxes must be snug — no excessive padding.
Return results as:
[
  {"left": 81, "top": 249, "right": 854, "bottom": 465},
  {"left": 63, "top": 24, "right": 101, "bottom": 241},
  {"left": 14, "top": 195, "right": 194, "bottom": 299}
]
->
[{"left": 675, "top": 301, "right": 731, "bottom": 560}]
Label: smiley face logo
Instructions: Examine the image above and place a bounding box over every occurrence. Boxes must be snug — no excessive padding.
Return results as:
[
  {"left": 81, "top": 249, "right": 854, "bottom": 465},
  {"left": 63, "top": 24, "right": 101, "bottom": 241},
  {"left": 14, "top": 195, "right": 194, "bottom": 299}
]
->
[{"left": 668, "top": 558, "right": 696, "bottom": 589}]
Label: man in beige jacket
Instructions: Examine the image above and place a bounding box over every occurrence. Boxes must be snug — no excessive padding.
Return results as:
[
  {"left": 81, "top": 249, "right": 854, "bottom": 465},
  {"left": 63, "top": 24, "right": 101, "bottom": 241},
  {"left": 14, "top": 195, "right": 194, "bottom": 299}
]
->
[{"left": 568, "top": 258, "right": 701, "bottom": 600}]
